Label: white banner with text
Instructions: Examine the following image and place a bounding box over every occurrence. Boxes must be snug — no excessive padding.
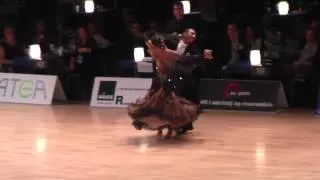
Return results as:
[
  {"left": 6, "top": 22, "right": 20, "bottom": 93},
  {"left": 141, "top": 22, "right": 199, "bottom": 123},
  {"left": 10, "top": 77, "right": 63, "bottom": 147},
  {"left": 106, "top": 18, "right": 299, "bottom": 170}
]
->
[
  {"left": 90, "top": 77, "right": 152, "bottom": 107},
  {"left": 0, "top": 73, "right": 66, "bottom": 105}
]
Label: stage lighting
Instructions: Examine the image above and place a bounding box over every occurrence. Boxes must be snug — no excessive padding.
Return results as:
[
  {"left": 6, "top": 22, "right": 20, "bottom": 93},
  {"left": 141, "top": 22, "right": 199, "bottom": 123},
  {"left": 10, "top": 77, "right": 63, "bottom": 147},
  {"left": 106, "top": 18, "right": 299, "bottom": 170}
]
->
[
  {"left": 181, "top": 1, "right": 191, "bottom": 14},
  {"left": 85, "top": 0, "right": 95, "bottom": 13},
  {"left": 277, "top": 1, "right": 289, "bottom": 15},
  {"left": 250, "top": 50, "right": 261, "bottom": 66},
  {"left": 134, "top": 47, "right": 145, "bottom": 62},
  {"left": 29, "top": 44, "right": 42, "bottom": 60}
]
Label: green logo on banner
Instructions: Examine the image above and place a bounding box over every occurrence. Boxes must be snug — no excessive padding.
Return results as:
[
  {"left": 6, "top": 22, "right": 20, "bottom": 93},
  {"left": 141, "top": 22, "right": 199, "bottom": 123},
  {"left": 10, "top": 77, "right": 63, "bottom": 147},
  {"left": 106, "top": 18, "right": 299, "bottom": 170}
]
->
[
  {"left": 97, "top": 81, "right": 123, "bottom": 104},
  {"left": 97, "top": 81, "right": 116, "bottom": 101},
  {"left": 0, "top": 78, "right": 47, "bottom": 99}
]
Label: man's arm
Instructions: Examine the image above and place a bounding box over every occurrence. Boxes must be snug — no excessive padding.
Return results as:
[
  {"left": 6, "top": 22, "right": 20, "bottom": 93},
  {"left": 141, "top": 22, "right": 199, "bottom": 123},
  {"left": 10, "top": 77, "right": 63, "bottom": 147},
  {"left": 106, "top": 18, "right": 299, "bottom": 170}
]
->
[
  {"left": 178, "top": 54, "right": 204, "bottom": 66},
  {"left": 179, "top": 48, "right": 213, "bottom": 65}
]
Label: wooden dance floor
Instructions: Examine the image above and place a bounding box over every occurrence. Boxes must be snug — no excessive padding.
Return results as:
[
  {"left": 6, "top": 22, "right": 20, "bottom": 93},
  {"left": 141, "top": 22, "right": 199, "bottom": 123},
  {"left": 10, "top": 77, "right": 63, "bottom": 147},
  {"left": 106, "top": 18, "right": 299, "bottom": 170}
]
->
[{"left": 0, "top": 103, "right": 320, "bottom": 180}]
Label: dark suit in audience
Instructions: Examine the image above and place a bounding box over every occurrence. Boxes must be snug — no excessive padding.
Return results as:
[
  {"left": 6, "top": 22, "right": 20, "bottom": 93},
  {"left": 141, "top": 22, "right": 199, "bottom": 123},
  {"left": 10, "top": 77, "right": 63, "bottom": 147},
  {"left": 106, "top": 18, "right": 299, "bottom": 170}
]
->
[
  {"left": 164, "top": 18, "right": 194, "bottom": 35},
  {"left": 0, "top": 41, "right": 25, "bottom": 73},
  {"left": 220, "top": 24, "right": 248, "bottom": 67},
  {"left": 163, "top": 1, "right": 193, "bottom": 34},
  {"left": 69, "top": 27, "right": 99, "bottom": 100},
  {"left": 118, "top": 22, "right": 145, "bottom": 60},
  {"left": 0, "top": 26, "right": 26, "bottom": 73}
]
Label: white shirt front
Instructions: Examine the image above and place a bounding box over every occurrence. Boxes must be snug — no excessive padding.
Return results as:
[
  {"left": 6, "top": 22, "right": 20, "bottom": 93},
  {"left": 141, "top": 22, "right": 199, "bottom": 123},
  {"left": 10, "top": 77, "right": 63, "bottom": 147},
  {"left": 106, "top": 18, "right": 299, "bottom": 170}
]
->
[{"left": 176, "top": 40, "right": 188, "bottom": 55}]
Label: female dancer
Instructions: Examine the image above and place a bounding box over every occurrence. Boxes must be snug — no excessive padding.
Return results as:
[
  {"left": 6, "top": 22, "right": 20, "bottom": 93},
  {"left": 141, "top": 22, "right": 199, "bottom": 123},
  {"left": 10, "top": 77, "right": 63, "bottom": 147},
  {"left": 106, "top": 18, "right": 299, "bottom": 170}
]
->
[{"left": 128, "top": 33, "right": 209, "bottom": 138}]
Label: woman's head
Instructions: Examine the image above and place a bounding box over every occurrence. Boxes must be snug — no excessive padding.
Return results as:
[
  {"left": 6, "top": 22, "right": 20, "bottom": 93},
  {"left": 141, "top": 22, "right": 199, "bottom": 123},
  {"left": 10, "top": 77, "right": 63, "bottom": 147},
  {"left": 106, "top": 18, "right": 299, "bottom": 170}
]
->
[{"left": 150, "top": 33, "right": 165, "bottom": 49}]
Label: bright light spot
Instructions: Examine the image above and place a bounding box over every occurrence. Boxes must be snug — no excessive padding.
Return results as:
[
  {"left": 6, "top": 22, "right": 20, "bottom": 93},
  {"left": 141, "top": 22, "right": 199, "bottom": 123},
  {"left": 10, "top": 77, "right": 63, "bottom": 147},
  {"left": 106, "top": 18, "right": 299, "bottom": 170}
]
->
[
  {"left": 36, "top": 136, "right": 47, "bottom": 153},
  {"left": 85, "top": 0, "right": 95, "bottom": 13},
  {"left": 134, "top": 47, "right": 145, "bottom": 62},
  {"left": 182, "top": 1, "right": 191, "bottom": 14},
  {"left": 278, "top": 1, "right": 289, "bottom": 15},
  {"left": 29, "top": 44, "right": 42, "bottom": 60}
]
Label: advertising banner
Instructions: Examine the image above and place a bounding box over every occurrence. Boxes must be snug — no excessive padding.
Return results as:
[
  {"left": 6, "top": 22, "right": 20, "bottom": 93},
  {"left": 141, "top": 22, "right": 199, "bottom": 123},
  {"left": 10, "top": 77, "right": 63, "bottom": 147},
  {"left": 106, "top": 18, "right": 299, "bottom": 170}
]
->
[
  {"left": 199, "top": 79, "right": 288, "bottom": 111},
  {"left": 0, "top": 73, "right": 59, "bottom": 105},
  {"left": 90, "top": 77, "right": 152, "bottom": 107}
]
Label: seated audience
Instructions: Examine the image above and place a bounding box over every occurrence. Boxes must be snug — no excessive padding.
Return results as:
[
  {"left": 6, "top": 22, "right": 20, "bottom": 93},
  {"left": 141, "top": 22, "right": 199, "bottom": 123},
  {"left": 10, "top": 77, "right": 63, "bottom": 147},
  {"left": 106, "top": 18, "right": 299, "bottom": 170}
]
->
[
  {"left": 88, "top": 23, "right": 111, "bottom": 49},
  {"left": 145, "top": 20, "right": 160, "bottom": 36},
  {"left": 32, "top": 20, "right": 53, "bottom": 54},
  {"left": 119, "top": 22, "right": 145, "bottom": 60},
  {"left": 222, "top": 24, "right": 247, "bottom": 67},
  {"left": 245, "top": 25, "right": 261, "bottom": 50},
  {"left": 69, "top": 26, "right": 98, "bottom": 99},
  {"left": 0, "top": 26, "right": 25, "bottom": 73},
  {"left": 293, "top": 28, "right": 319, "bottom": 78},
  {"left": 163, "top": 1, "right": 193, "bottom": 35}
]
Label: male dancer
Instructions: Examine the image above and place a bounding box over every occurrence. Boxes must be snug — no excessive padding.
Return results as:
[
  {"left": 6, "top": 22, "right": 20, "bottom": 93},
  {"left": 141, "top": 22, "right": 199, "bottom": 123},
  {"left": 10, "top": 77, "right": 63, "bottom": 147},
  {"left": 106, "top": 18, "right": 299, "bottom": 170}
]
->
[{"left": 163, "top": 29, "right": 212, "bottom": 135}]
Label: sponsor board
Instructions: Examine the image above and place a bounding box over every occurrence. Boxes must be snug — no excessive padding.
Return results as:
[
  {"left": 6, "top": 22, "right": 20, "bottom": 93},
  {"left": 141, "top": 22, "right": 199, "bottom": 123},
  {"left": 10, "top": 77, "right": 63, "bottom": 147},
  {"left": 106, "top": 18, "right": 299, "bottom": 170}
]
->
[
  {"left": 90, "top": 77, "right": 152, "bottom": 107},
  {"left": 0, "top": 73, "right": 65, "bottom": 105},
  {"left": 199, "top": 79, "right": 287, "bottom": 111}
]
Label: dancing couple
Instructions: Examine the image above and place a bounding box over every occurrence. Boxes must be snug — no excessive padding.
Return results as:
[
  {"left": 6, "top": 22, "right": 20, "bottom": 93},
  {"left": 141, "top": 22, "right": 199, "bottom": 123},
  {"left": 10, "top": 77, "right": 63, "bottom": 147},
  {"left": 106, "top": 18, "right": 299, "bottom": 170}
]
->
[{"left": 128, "top": 32, "right": 212, "bottom": 138}]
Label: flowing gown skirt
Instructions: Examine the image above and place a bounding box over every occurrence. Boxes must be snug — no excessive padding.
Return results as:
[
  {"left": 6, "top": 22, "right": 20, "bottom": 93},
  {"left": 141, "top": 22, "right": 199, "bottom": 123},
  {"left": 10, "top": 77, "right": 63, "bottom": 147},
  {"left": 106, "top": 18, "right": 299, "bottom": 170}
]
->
[{"left": 128, "top": 72, "right": 200, "bottom": 130}]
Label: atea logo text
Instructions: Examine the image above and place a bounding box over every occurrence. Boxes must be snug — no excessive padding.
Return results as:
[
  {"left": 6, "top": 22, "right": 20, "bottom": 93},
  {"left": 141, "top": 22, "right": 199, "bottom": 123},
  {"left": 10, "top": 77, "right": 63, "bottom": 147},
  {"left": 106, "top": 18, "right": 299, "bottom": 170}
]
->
[
  {"left": 97, "top": 81, "right": 123, "bottom": 104},
  {"left": 0, "top": 78, "right": 47, "bottom": 99}
]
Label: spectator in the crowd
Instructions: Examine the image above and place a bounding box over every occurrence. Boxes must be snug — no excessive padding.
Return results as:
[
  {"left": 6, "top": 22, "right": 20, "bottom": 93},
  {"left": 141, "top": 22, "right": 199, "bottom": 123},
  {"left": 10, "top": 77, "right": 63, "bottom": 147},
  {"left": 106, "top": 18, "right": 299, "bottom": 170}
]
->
[
  {"left": 245, "top": 25, "right": 261, "bottom": 50},
  {"left": 0, "top": 26, "right": 24, "bottom": 72},
  {"left": 128, "top": 22, "right": 144, "bottom": 40},
  {"left": 118, "top": 22, "right": 145, "bottom": 60},
  {"left": 69, "top": 26, "right": 98, "bottom": 99},
  {"left": 163, "top": 1, "right": 193, "bottom": 34},
  {"left": 293, "top": 28, "right": 319, "bottom": 78},
  {"left": 32, "top": 20, "right": 53, "bottom": 54},
  {"left": 221, "top": 23, "right": 247, "bottom": 66},
  {"left": 145, "top": 20, "right": 160, "bottom": 36},
  {"left": 88, "top": 23, "right": 111, "bottom": 49}
]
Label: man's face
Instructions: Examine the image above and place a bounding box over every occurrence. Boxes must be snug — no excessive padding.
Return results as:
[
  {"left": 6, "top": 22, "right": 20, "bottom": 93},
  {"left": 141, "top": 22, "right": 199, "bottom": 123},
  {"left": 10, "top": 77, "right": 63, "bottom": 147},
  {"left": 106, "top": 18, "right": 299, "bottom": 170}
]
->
[
  {"left": 184, "top": 29, "right": 196, "bottom": 44},
  {"left": 173, "top": 4, "right": 184, "bottom": 21}
]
